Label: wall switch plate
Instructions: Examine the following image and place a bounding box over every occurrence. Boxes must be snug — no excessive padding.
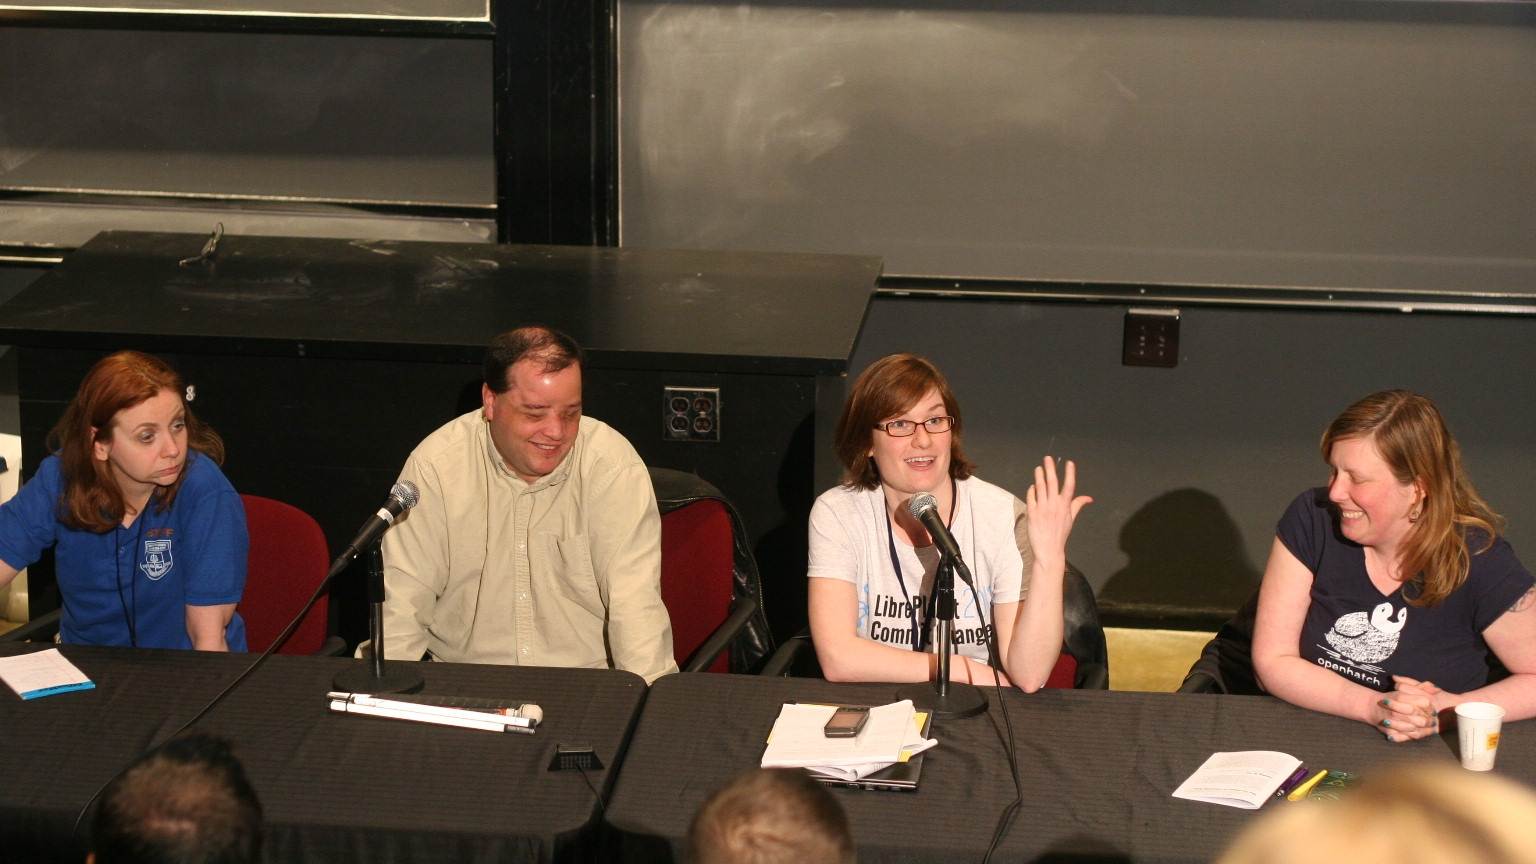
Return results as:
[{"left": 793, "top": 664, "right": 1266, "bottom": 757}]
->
[
  {"left": 1123, "top": 307, "right": 1180, "bottom": 368},
  {"left": 663, "top": 386, "right": 721, "bottom": 442}
]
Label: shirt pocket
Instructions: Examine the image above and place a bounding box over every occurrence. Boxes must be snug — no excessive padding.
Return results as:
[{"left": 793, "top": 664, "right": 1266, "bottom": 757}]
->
[{"left": 541, "top": 532, "right": 604, "bottom": 618}]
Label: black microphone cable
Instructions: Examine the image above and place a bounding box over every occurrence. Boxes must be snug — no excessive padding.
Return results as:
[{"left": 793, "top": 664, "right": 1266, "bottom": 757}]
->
[
  {"left": 962, "top": 578, "right": 1024, "bottom": 864},
  {"left": 909, "top": 491, "right": 1023, "bottom": 861},
  {"left": 575, "top": 764, "right": 606, "bottom": 820}
]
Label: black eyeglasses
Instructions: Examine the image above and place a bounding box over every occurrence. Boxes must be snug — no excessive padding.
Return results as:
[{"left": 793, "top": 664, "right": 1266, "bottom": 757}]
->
[{"left": 874, "top": 415, "right": 955, "bottom": 437}]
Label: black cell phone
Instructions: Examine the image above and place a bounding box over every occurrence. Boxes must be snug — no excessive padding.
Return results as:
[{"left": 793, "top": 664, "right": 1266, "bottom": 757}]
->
[{"left": 823, "top": 706, "right": 870, "bottom": 738}]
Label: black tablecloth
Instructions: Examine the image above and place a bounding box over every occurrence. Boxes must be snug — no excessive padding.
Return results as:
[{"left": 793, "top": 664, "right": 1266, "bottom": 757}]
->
[
  {"left": 605, "top": 674, "right": 1536, "bottom": 864},
  {"left": 0, "top": 644, "right": 646, "bottom": 864}
]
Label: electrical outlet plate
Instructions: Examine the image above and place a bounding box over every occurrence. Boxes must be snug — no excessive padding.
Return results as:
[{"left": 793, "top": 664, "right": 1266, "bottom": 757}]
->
[
  {"left": 1123, "top": 307, "right": 1180, "bottom": 368},
  {"left": 548, "top": 744, "right": 604, "bottom": 772},
  {"left": 663, "top": 386, "right": 721, "bottom": 442}
]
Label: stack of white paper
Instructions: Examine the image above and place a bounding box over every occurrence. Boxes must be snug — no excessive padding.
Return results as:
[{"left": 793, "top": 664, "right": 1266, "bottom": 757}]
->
[{"left": 761, "top": 700, "right": 937, "bottom": 780}]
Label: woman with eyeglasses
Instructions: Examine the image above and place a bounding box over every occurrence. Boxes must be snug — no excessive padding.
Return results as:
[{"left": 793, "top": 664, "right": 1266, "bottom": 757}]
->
[
  {"left": 807, "top": 353, "right": 1091, "bottom": 691},
  {"left": 0, "top": 351, "right": 248, "bottom": 650}
]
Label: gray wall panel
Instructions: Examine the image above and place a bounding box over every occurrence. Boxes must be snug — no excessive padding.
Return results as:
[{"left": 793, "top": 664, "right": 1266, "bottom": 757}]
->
[{"left": 851, "top": 296, "right": 1536, "bottom": 621}]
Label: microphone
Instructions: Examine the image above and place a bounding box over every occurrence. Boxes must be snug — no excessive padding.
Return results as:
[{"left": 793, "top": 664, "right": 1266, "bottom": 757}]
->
[
  {"left": 907, "top": 492, "right": 974, "bottom": 587},
  {"left": 331, "top": 482, "right": 424, "bottom": 695},
  {"left": 340, "top": 481, "right": 420, "bottom": 562},
  {"left": 896, "top": 490, "right": 987, "bottom": 718}
]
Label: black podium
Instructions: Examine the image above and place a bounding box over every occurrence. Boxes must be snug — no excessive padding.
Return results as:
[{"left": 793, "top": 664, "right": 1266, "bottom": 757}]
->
[{"left": 0, "top": 231, "right": 878, "bottom": 644}]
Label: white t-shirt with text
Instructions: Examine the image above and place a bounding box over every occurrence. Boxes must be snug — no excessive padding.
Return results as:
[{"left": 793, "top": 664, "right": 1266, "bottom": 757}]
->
[{"left": 807, "top": 476, "right": 1034, "bottom": 664}]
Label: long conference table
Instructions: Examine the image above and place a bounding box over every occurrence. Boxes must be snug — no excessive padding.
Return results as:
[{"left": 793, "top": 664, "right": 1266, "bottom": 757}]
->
[
  {"left": 0, "top": 644, "right": 646, "bottom": 864},
  {"left": 4, "top": 644, "right": 1533, "bottom": 864}
]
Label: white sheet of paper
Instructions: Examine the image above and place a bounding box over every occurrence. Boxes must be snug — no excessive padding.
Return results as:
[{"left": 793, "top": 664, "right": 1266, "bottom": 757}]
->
[
  {"left": 804, "top": 724, "right": 939, "bottom": 781},
  {"left": 0, "top": 648, "right": 95, "bottom": 700},
  {"left": 761, "top": 700, "right": 917, "bottom": 768},
  {"left": 1172, "top": 750, "right": 1302, "bottom": 809}
]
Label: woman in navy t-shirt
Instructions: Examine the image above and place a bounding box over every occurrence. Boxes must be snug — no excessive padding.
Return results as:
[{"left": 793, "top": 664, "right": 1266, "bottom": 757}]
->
[
  {"left": 1252, "top": 390, "right": 1535, "bottom": 741},
  {"left": 0, "top": 351, "right": 248, "bottom": 650}
]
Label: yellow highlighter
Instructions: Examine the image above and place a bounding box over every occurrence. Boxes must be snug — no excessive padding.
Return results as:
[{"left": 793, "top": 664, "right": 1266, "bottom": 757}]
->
[{"left": 1287, "top": 768, "right": 1330, "bottom": 801}]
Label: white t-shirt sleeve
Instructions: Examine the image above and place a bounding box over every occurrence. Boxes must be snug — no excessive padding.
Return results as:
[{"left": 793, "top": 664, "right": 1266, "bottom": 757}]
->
[
  {"left": 995, "top": 494, "right": 1033, "bottom": 604},
  {"left": 807, "top": 491, "right": 862, "bottom": 584},
  {"left": 967, "top": 483, "right": 1029, "bottom": 606}
]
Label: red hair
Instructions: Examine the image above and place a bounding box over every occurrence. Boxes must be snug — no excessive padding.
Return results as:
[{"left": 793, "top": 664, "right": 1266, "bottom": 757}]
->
[
  {"left": 47, "top": 351, "right": 225, "bottom": 533},
  {"left": 1321, "top": 389, "right": 1501, "bottom": 607}
]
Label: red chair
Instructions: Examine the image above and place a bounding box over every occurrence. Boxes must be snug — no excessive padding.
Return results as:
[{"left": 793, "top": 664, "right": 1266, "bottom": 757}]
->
[
  {"left": 653, "top": 469, "right": 775, "bottom": 673},
  {"left": 236, "top": 494, "right": 345, "bottom": 656}
]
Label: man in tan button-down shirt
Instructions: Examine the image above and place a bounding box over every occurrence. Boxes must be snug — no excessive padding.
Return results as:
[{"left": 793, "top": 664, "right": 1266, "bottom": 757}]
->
[{"left": 376, "top": 326, "right": 677, "bottom": 683}]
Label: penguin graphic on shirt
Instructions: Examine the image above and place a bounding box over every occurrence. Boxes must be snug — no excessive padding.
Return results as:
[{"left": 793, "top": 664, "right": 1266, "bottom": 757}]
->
[{"left": 1325, "top": 602, "right": 1408, "bottom": 665}]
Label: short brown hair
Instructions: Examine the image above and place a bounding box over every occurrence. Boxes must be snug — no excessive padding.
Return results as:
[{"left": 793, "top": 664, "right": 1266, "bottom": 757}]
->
[
  {"left": 47, "top": 351, "right": 225, "bottom": 533},
  {"left": 834, "top": 353, "right": 974, "bottom": 489},
  {"left": 483, "top": 326, "right": 584, "bottom": 394},
  {"left": 688, "top": 769, "right": 855, "bottom": 864},
  {"left": 1320, "top": 389, "right": 1502, "bottom": 607},
  {"left": 93, "top": 734, "right": 262, "bottom": 864}
]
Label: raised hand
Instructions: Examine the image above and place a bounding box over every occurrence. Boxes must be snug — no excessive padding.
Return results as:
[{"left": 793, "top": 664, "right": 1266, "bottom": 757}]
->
[{"left": 1025, "top": 455, "right": 1093, "bottom": 568}]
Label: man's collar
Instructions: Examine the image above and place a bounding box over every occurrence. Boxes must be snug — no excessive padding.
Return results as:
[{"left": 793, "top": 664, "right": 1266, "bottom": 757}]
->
[{"left": 480, "top": 415, "right": 578, "bottom": 491}]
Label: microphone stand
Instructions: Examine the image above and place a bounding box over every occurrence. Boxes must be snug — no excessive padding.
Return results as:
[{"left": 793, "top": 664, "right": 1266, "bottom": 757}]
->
[
  {"left": 896, "top": 555, "right": 987, "bottom": 719},
  {"left": 333, "top": 542, "right": 423, "bottom": 694}
]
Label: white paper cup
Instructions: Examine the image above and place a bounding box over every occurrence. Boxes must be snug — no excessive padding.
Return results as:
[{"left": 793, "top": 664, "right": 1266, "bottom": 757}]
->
[{"left": 1455, "top": 701, "right": 1506, "bottom": 771}]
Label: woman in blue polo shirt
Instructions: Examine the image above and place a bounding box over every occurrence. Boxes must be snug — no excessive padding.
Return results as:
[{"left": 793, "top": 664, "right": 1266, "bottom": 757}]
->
[{"left": 0, "top": 351, "right": 248, "bottom": 650}]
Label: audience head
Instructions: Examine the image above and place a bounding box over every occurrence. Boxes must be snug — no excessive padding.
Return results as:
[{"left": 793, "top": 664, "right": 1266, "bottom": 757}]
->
[
  {"left": 834, "top": 352, "right": 974, "bottom": 490},
  {"left": 1320, "top": 389, "right": 1501, "bottom": 605},
  {"left": 480, "top": 326, "right": 586, "bottom": 483},
  {"left": 688, "top": 768, "right": 855, "bottom": 864},
  {"left": 48, "top": 351, "right": 224, "bottom": 532},
  {"left": 1217, "top": 764, "right": 1536, "bottom": 864},
  {"left": 91, "top": 734, "right": 262, "bottom": 864}
]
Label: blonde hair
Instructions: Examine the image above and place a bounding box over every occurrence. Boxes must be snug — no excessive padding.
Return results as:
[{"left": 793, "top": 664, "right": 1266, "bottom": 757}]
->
[
  {"left": 1218, "top": 764, "right": 1536, "bottom": 864},
  {"left": 1321, "top": 389, "right": 1502, "bottom": 607}
]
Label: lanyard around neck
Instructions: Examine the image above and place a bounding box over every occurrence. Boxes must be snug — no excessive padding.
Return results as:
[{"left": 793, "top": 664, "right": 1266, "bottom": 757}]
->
[
  {"left": 114, "top": 513, "right": 147, "bottom": 648},
  {"left": 882, "top": 476, "right": 956, "bottom": 653}
]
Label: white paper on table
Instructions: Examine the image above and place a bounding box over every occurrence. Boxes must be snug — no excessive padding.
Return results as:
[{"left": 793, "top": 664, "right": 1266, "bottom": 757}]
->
[
  {"left": 761, "top": 700, "right": 919, "bottom": 768},
  {"left": 1171, "top": 750, "right": 1302, "bottom": 809},
  {"left": 0, "top": 648, "right": 96, "bottom": 700},
  {"left": 804, "top": 721, "right": 939, "bottom": 781}
]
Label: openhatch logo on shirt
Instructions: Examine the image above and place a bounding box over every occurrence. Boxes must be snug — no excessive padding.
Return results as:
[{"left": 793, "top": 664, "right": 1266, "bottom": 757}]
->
[{"left": 1314, "top": 601, "right": 1406, "bottom": 689}]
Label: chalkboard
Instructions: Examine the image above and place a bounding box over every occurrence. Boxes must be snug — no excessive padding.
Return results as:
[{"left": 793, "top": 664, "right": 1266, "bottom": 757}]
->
[
  {"left": 619, "top": 1, "right": 1536, "bottom": 302},
  {"left": 0, "top": 0, "right": 486, "bottom": 20},
  {"left": 0, "top": 28, "right": 494, "bottom": 207}
]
